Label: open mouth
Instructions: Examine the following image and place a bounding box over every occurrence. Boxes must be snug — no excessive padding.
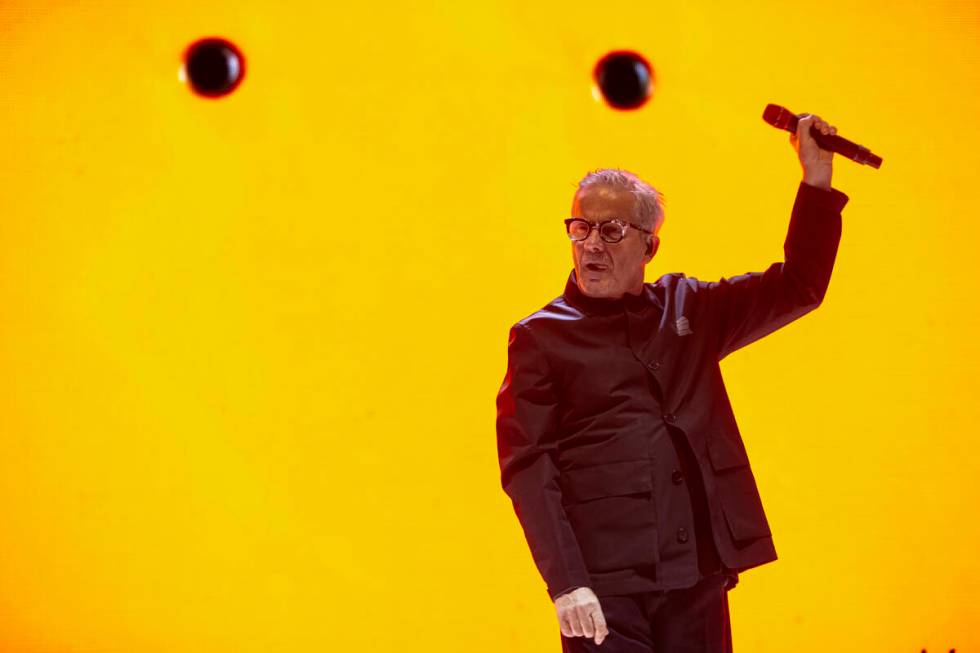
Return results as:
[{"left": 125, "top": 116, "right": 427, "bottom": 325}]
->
[{"left": 585, "top": 262, "right": 610, "bottom": 272}]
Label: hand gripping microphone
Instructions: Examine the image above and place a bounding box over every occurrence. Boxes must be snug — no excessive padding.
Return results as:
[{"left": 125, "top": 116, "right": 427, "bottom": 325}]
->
[{"left": 763, "top": 103, "right": 883, "bottom": 169}]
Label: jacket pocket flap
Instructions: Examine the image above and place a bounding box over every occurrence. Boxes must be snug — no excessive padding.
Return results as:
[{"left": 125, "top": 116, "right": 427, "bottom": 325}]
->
[
  {"left": 560, "top": 459, "right": 653, "bottom": 503},
  {"left": 707, "top": 434, "right": 750, "bottom": 471}
]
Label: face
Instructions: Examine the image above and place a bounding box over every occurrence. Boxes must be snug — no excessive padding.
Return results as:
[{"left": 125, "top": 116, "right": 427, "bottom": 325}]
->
[{"left": 570, "top": 185, "right": 658, "bottom": 298}]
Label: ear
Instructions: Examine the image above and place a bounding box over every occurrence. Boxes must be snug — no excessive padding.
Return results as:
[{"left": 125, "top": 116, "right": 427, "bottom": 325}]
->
[{"left": 645, "top": 236, "right": 660, "bottom": 260}]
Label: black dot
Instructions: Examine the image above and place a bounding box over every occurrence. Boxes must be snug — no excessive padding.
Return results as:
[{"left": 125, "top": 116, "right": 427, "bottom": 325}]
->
[
  {"left": 593, "top": 50, "right": 654, "bottom": 110},
  {"left": 183, "top": 37, "right": 245, "bottom": 98}
]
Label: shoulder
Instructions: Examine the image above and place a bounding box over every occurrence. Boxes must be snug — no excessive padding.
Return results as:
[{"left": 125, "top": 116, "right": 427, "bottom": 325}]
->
[
  {"left": 503, "top": 297, "right": 583, "bottom": 362},
  {"left": 511, "top": 296, "right": 584, "bottom": 332}
]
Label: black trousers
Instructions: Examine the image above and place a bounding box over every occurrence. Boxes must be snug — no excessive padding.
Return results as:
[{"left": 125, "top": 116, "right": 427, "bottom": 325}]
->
[{"left": 559, "top": 572, "right": 734, "bottom": 653}]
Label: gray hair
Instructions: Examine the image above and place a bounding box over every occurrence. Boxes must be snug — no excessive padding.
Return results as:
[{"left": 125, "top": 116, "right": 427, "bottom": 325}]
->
[{"left": 575, "top": 168, "right": 666, "bottom": 236}]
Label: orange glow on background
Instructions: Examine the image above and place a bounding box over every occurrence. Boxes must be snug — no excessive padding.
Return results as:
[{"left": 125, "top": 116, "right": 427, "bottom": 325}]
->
[{"left": 1, "top": 1, "right": 978, "bottom": 652}]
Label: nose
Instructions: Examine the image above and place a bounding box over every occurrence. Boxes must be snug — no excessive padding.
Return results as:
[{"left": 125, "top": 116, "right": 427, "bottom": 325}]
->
[{"left": 583, "top": 227, "right": 605, "bottom": 252}]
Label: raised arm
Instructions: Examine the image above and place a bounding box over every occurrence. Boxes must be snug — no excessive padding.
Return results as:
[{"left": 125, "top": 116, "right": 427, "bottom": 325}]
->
[
  {"left": 707, "top": 112, "right": 850, "bottom": 359},
  {"left": 708, "top": 180, "right": 849, "bottom": 360}
]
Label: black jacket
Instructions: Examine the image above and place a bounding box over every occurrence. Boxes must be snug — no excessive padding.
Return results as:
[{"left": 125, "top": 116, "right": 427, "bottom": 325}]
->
[{"left": 496, "top": 181, "right": 849, "bottom": 600}]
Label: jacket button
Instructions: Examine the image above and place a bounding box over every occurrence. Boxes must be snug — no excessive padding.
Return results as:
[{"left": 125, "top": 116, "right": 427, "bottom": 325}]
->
[
  {"left": 671, "top": 470, "right": 684, "bottom": 485},
  {"left": 663, "top": 413, "right": 676, "bottom": 424},
  {"left": 647, "top": 360, "right": 661, "bottom": 371},
  {"left": 677, "top": 527, "right": 689, "bottom": 543}
]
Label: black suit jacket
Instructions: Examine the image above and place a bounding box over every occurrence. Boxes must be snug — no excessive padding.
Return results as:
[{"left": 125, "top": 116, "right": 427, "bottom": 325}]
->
[{"left": 496, "top": 181, "right": 849, "bottom": 600}]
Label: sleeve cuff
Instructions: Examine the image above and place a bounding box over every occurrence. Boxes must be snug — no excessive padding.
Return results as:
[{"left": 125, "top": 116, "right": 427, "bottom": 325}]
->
[
  {"left": 798, "top": 180, "right": 849, "bottom": 213},
  {"left": 550, "top": 585, "right": 588, "bottom": 601}
]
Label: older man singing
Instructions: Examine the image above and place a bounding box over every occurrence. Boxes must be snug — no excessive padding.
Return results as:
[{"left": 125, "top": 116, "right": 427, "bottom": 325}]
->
[{"left": 496, "top": 114, "right": 849, "bottom": 652}]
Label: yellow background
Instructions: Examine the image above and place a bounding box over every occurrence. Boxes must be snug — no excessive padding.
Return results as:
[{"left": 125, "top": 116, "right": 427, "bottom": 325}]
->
[{"left": 1, "top": 1, "right": 978, "bottom": 651}]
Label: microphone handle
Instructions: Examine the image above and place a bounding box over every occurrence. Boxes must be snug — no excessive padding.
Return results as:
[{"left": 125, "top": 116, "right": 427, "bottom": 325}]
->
[{"left": 807, "top": 128, "right": 883, "bottom": 169}]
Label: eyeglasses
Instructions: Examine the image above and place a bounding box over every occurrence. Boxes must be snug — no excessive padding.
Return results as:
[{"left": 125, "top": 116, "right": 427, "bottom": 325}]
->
[{"left": 564, "top": 217, "right": 653, "bottom": 244}]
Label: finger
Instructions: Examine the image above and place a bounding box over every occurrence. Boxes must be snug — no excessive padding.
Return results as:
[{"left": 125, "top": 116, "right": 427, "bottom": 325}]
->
[
  {"left": 576, "top": 605, "right": 595, "bottom": 638},
  {"left": 559, "top": 614, "right": 574, "bottom": 638},
  {"left": 797, "top": 114, "right": 814, "bottom": 143},
  {"left": 559, "top": 609, "right": 579, "bottom": 638},
  {"left": 592, "top": 609, "right": 609, "bottom": 645},
  {"left": 568, "top": 610, "right": 585, "bottom": 637}
]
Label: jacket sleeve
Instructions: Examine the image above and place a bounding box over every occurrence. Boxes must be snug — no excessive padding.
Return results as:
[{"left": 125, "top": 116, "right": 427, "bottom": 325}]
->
[
  {"left": 496, "top": 322, "right": 592, "bottom": 601},
  {"left": 707, "top": 181, "right": 849, "bottom": 360}
]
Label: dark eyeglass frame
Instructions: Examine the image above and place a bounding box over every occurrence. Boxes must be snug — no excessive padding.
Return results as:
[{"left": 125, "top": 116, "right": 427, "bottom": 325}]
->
[{"left": 564, "top": 217, "right": 654, "bottom": 243}]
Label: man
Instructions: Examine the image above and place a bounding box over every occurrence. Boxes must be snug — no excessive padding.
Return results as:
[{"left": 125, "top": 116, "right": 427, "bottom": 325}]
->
[{"left": 496, "top": 114, "right": 849, "bottom": 652}]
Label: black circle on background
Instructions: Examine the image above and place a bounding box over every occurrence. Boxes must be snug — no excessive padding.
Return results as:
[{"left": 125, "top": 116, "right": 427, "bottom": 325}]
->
[
  {"left": 593, "top": 50, "right": 654, "bottom": 110},
  {"left": 182, "top": 37, "right": 246, "bottom": 98}
]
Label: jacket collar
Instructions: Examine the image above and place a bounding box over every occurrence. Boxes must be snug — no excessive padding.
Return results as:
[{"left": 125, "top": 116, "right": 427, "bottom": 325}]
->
[{"left": 562, "top": 268, "right": 661, "bottom": 316}]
